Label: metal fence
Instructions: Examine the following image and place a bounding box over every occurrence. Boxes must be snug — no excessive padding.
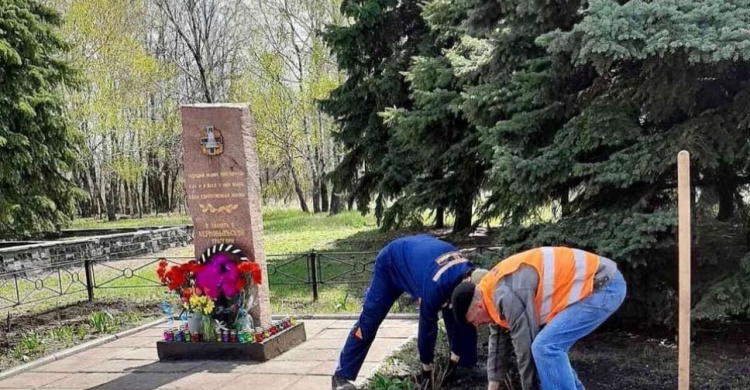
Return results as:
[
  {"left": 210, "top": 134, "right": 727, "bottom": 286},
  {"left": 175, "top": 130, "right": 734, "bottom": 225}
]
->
[{"left": 0, "top": 246, "right": 503, "bottom": 311}]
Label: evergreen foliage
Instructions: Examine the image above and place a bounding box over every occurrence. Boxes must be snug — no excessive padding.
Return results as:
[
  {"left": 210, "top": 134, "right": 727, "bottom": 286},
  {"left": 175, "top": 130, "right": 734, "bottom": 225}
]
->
[
  {"left": 325, "top": 0, "right": 750, "bottom": 323},
  {"left": 322, "top": 0, "right": 486, "bottom": 231},
  {"left": 0, "top": 0, "right": 82, "bottom": 238}
]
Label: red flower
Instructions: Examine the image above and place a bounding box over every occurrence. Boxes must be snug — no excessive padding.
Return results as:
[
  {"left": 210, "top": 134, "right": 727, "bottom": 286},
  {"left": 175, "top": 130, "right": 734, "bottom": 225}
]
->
[
  {"left": 156, "top": 259, "right": 169, "bottom": 284},
  {"left": 181, "top": 289, "right": 192, "bottom": 303},
  {"left": 185, "top": 261, "right": 203, "bottom": 275},
  {"left": 238, "top": 261, "right": 262, "bottom": 285},
  {"left": 165, "top": 264, "right": 189, "bottom": 292},
  {"left": 234, "top": 277, "right": 246, "bottom": 293},
  {"left": 252, "top": 267, "right": 262, "bottom": 285}
]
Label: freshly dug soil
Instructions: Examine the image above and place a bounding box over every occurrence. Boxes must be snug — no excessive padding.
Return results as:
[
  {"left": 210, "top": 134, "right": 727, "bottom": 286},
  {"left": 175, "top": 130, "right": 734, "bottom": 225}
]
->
[{"left": 384, "top": 322, "right": 750, "bottom": 389}]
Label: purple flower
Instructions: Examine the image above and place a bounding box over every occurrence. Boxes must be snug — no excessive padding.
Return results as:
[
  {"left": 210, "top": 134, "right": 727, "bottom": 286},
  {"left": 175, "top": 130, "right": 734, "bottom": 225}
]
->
[{"left": 195, "top": 253, "right": 242, "bottom": 299}]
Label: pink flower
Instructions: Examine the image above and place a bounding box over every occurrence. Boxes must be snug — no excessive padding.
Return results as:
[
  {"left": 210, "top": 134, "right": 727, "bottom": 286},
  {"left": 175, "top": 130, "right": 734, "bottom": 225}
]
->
[{"left": 195, "top": 253, "right": 243, "bottom": 299}]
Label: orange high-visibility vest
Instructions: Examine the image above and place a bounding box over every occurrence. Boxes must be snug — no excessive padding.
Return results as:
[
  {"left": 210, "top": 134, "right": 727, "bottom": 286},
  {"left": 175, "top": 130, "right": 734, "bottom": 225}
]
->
[{"left": 478, "top": 247, "right": 600, "bottom": 328}]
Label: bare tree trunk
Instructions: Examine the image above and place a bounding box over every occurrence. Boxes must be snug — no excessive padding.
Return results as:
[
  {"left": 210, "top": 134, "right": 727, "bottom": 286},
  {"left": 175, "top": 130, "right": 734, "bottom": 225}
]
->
[
  {"left": 435, "top": 207, "right": 445, "bottom": 228},
  {"left": 123, "top": 181, "right": 132, "bottom": 215},
  {"left": 453, "top": 202, "right": 472, "bottom": 232},
  {"left": 141, "top": 175, "right": 149, "bottom": 216},
  {"left": 162, "top": 168, "right": 171, "bottom": 213},
  {"left": 329, "top": 184, "right": 343, "bottom": 215},
  {"left": 321, "top": 180, "right": 329, "bottom": 213},
  {"left": 148, "top": 151, "right": 164, "bottom": 214},
  {"left": 134, "top": 181, "right": 142, "bottom": 218},
  {"left": 86, "top": 163, "right": 100, "bottom": 217},
  {"left": 312, "top": 175, "right": 321, "bottom": 213},
  {"left": 287, "top": 157, "right": 309, "bottom": 213},
  {"left": 169, "top": 169, "right": 179, "bottom": 212},
  {"left": 106, "top": 176, "right": 117, "bottom": 222},
  {"left": 76, "top": 171, "right": 91, "bottom": 217}
]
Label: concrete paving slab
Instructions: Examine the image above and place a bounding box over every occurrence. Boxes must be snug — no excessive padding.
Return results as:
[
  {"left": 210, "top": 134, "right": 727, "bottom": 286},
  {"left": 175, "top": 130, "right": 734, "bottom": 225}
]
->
[
  {"left": 312, "top": 328, "right": 352, "bottom": 339},
  {"left": 40, "top": 373, "right": 126, "bottom": 389},
  {"left": 295, "top": 337, "right": 346, "bottom": 350},
  {"left": 365, "top": 339, "right": 413, "bottom": 362},
  {"left": 308, "top": 361, "right": 378, "bottom": 377},
  {"left": 132, "top": 361, "right": 208, "bottom": 373},
  {"left": 155, "top": 372, "right": 241, "bottom": 390},
  {"left": 80, "top": 359, "right": 156, "bottom": 373},
  {"left": 244, "top": 360, "right": 320, "bottom": 375},
  {"left": 0, "top": 372, "right": 70, "bottom": 389},
  {"left": 282, "top": 375, "right": 330, "bottom": 390},
  {"left": 192, "top": 361, "right": 257, "bottom": 374},
  {"left": 101, "top": 337, "right": 157, "bottom": 349},
  {"left": 375, "top": 327, "right": 420, "bottom": 338},
  {"left": 91, "top": 373, "right": 186, "bottom": 390},
  {"left": 297, "top": 319, "right": 336, "bottom": 337},
  {"left": 2, "top": 318, "right": 418, "bottom": 390},
  {"left": 117, "top": 347, "right": 160, "bottom": 361},
  {"left": 74, "top": 347, "right": 139, "bottom": 360},
  {"left": 327, "top": 320, "right": 357, "bottom": 329},
  {"left": 274, "top": 348, "right": 341, "bottom": 362},
  {"left": 31, "top": 356, "right": 101, "bottom": 373},
  {"left": 222, "top": 374, "right": 301, "bottom": 390}
]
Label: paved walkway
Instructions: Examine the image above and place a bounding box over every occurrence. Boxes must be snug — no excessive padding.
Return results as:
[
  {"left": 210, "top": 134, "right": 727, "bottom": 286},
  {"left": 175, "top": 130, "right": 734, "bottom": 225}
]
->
[{"left": 0, "top": 319, "right": 417, "bottom": 390}]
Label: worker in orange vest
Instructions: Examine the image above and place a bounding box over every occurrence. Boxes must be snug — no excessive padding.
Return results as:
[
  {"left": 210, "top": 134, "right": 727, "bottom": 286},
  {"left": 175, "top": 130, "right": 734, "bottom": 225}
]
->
[{"left": 450, "top": 247, "right": 626, "bottom": 390}]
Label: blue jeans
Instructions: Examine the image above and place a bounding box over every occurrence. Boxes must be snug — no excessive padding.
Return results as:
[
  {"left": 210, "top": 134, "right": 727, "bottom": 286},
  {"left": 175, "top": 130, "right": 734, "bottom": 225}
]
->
[{"left": 531, "top": 270, "right": 627, "bottom": 390}]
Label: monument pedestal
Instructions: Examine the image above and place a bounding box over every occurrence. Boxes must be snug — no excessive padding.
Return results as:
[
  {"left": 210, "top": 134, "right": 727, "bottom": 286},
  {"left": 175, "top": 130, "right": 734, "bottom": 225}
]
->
[{"left": 156, "top": 323, "right": 307, "bottom": 362}]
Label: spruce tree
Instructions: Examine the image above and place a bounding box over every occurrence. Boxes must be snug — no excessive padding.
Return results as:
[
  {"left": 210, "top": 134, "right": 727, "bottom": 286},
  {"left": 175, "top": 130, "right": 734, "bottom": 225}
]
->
[
  {"left": 0, "top": 0, "right": 81, "bottom": 238},
  {"left": 385, "top": 0, "right": 491, "bottom": 231},
  {"left": 458, "top": 0, "right": 750, "bottom": 323},
  {"left": 321, "top": 0, "right": 431, "bottom": 226}
]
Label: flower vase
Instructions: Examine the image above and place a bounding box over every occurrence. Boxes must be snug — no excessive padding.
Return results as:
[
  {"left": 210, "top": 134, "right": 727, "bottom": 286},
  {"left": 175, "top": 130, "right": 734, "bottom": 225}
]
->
[
  {"left": 187, "top": 313, "right": 202, "bottom": 334},
  {"left": 201, "top": 316, "right": 215, "bottom": 342},
  {"left": 244, "top": 283, "right": 260, "bottom": 329}
]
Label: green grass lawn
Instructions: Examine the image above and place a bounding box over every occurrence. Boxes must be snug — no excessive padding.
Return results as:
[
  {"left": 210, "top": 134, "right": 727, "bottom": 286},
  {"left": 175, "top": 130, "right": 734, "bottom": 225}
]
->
[
  {"left": 3, "top": 209, "right": 427, "bottom": 317},
  {"left": 70, "top": 209, "right": 399, "bottom": 253}
]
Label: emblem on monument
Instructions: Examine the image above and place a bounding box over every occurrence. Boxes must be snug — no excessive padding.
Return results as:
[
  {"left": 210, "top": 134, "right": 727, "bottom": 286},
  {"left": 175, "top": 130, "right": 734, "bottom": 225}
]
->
[
  {"left": 199, "top": 203, "right": 239, "bottom": 214},
  {"left": 200, "top": 126, "right": 224, "bottom": 156}
]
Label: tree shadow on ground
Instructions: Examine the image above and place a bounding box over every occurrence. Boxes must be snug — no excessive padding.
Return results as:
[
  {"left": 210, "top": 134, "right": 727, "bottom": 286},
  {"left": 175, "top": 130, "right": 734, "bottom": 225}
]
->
[{"left": 89, "top": 359, "right": 249, "bottom": 390}]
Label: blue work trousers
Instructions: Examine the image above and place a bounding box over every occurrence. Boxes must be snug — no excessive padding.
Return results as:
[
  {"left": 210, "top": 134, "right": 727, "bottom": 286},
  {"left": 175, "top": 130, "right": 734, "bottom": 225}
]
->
[{"left": 334, "top": 253, "right": 476, "bottom": 380}]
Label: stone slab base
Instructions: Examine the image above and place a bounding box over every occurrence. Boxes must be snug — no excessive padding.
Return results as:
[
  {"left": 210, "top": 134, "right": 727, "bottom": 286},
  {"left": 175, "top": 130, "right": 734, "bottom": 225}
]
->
[{"left": 156, "top": 323, "right": 307, "bottom": 362}]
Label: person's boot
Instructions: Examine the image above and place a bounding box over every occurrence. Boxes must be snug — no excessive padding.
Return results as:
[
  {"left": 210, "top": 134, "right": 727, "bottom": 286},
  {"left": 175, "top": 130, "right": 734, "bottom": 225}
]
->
[{"left": 332, "top": 375, "right": 357, "bottom": 390}]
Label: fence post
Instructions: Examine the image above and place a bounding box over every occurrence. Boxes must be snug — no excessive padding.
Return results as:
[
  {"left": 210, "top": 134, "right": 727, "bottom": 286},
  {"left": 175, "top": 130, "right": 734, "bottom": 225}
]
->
[
  {"left": 13, "top": 275, "right": 20, "bottom": 306},
  {"left": 309, "top": 250, "right": 319, "bottom": 302},
  {"left": 84, "top": 260, "right": 95, "bottom": 302}
]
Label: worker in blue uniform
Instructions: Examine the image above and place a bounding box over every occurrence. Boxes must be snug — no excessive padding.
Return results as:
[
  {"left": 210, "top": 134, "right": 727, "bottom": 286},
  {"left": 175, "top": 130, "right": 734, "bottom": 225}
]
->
[{"left": 332, "top": 234, "right": 480, "bottom": 390}]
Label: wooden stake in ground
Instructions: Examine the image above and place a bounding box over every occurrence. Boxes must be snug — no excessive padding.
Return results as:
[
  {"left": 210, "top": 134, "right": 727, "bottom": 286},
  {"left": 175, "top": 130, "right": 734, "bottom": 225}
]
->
[{"left": 677, "top": 150, "right": 691, "bottom": 390}]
